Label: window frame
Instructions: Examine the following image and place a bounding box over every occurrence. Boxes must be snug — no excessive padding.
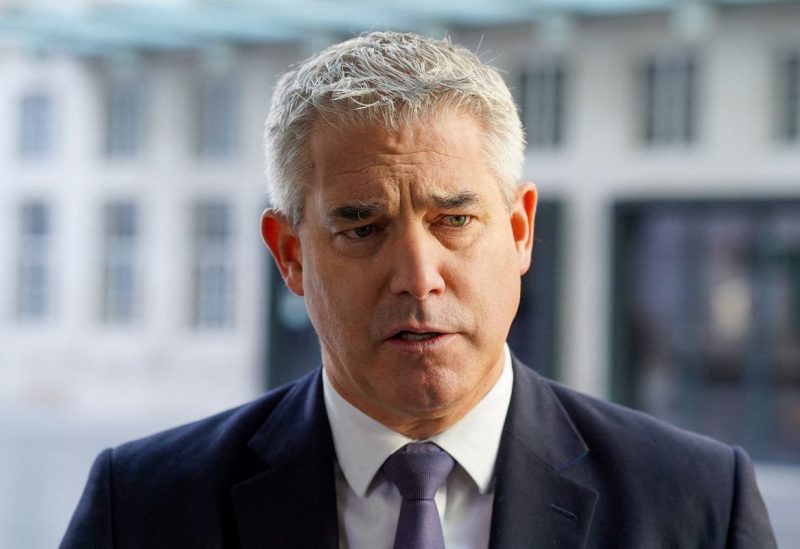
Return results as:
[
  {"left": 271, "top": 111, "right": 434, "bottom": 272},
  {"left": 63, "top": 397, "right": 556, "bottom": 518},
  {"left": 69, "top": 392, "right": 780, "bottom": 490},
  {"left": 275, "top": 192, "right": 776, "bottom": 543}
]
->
[
  {"left": 640, "top": 52, "right": 698, "bottom": 146},
  {"left": 17, "top": 201, "right": 51, "bottom": 321},
  {"left": 611, "top": 197, "right": 800, "bottom": 462},
  {"left": 19, "top": 91, "right": 53, "bottom": 159},
  {"left": 190, "top": 200, "right": 235, "bottom": 329},
  {"left": 101, "top": 201, "right": 140, "bottom": 325},
  {"left": 104, "top": 78, "right": 147, "bottom": 159},
  {"left": 194, "top": 76, "right": 240, "bottom": 159},
  {"left": 515, "top": 60, "right": 567, "bottom": 150},
  {"left": 780, "top": 49, "right": 800, "bottom": 142}
]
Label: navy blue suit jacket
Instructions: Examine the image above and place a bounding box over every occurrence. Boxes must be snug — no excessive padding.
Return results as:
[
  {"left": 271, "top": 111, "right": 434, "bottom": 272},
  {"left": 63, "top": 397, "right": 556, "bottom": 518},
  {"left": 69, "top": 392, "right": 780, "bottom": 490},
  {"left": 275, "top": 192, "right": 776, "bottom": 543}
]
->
[{"left": 61, "top": 358, "right": 776, "bottom": 548}]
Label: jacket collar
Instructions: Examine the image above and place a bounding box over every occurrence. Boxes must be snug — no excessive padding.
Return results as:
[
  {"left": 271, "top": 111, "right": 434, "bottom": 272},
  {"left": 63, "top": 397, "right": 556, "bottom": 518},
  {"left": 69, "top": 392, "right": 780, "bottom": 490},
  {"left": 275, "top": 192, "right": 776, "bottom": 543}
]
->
[
  {"left": 231, "top": 369, "right": 339, "bottom": 549},
  {"left": 230, "top": 358, "right": 599, "bottom": 548},
  {"left": 489, "top": 357, "right": 598, "bottom": 548}
]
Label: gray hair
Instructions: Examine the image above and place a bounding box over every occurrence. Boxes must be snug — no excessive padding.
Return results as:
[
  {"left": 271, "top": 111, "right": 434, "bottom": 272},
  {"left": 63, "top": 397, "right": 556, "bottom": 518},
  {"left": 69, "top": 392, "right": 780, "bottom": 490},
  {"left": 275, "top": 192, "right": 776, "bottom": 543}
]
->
[{"left": 264, "top": 31, "right": 524, "bottom": 225}]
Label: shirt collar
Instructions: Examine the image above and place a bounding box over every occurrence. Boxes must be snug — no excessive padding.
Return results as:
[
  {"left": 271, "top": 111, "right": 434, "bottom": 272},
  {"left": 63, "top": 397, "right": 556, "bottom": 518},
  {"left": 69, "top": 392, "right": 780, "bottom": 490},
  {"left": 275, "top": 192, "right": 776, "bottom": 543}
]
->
[{"left": 322, "top": 345, "right": 514, "bottom": 497}]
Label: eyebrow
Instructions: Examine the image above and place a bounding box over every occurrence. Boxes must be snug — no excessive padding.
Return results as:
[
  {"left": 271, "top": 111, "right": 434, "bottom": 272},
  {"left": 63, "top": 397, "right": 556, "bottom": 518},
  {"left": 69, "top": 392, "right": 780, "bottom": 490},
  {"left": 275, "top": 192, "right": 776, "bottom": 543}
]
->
[
  {"left": 326, "top": 202, "right": 382, "bottom": 224},
  {"left": 431, "top": 191, "right": 480, "bottom": 210},
  {"left": 325, "top": 191, "right": 480, "bottom": 226}
]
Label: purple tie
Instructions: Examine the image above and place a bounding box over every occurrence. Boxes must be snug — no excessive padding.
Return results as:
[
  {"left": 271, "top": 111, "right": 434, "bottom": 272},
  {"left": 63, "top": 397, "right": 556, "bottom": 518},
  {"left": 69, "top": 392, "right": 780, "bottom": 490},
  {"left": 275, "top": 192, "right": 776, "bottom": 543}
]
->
[{"left": 381, "top": 442, "right": 455, "bottom": 549}]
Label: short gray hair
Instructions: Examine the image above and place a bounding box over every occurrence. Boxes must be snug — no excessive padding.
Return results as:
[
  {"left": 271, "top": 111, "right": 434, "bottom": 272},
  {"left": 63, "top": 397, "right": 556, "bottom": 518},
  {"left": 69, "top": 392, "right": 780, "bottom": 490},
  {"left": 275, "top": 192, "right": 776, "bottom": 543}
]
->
[{"left": 264, "top": 31, "right": 524, "bottom": 225}]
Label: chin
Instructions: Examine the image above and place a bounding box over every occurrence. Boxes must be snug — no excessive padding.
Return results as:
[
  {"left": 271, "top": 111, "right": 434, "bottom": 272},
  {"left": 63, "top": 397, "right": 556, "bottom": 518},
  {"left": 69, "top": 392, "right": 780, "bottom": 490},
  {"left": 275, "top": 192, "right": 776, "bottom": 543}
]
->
[{"left": 392, "top": 377, "right": 465, "bottom": 414}]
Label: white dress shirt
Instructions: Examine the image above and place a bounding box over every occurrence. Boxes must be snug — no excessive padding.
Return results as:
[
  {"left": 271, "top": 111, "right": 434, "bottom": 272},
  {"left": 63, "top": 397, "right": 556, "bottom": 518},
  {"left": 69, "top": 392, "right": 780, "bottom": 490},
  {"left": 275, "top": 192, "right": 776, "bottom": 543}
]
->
[{"left": 322, "top": 345, "right": 514, "bottom": 549}]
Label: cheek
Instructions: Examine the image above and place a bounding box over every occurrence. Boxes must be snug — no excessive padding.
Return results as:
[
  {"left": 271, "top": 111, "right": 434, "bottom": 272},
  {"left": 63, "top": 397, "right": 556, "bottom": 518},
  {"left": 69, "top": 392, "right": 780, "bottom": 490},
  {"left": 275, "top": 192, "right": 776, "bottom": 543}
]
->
[
  {"left": 298, "top": 257, "right": 336, "bottom": 339},
  {"left": 465, "top": 238, "right": 521, "bottom": 324},
  {"left": 303, "top": 255, "right": 370, "bottom": 341}
]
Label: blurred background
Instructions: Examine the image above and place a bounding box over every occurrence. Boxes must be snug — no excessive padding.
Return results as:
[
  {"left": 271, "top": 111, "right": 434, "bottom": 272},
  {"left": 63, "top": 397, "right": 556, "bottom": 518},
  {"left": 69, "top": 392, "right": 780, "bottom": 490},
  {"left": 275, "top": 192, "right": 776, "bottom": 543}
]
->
[{"left": 1, "top": 0, "right": 799, "bottom": 546}]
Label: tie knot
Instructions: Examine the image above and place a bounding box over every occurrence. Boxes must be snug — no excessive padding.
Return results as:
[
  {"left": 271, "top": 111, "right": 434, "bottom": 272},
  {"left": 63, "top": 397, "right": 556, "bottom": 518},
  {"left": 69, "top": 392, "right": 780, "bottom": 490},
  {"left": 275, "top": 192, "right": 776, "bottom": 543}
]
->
[{"left": 382, "top": 442, "right": 454, "bottom": 501}]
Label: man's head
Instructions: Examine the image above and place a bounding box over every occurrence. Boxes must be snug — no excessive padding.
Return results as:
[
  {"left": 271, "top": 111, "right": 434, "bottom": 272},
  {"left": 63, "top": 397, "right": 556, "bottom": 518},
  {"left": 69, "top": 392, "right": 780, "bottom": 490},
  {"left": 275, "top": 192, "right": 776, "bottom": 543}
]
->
[
  {"left": 264, "top": 31, "right": 525, "bottom": 226},
  {"left": 262, "top": 32, "right": 537, "bottom": 438}
]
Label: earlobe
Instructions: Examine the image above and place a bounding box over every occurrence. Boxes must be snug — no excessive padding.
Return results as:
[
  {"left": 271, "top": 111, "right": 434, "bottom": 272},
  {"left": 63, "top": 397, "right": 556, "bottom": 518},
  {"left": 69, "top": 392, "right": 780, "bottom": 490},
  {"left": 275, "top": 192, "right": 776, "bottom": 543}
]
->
[
  {"left": 510, "top": 183, "right": 537, "bottom": 275},
  {"left": 260, "top": 209, "right": 305, "bottom": 296}
]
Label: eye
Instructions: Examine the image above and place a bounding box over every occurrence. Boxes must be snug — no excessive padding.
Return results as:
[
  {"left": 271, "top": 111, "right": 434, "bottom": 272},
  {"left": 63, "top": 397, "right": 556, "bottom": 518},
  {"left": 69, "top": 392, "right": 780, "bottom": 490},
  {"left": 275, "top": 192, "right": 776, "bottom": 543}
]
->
[
  {"left": 342, "top": 225, "right": 374, "bottom": 239},
  {"left": 442, "top": 215, "right": 470, "bottom": 227}
]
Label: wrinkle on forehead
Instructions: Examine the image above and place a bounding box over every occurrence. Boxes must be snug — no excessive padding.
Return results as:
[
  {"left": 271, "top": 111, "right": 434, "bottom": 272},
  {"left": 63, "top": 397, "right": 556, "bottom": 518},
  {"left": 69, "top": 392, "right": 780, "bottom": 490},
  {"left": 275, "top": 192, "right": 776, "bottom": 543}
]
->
[
  {"left": 309, "top": 110, "right": 484, "bottom": 173},
  {"left": 356, "top": 148, "right": 465, "bottom": 163},
  {"left": 305, "top": 110, "right": 501, "bottom": 220},
  {"left": 329, "top": 157, "right": 459, "bottom": 183},
  {"left": 330, "top": 159, "right": 436, "bottom": 179}
]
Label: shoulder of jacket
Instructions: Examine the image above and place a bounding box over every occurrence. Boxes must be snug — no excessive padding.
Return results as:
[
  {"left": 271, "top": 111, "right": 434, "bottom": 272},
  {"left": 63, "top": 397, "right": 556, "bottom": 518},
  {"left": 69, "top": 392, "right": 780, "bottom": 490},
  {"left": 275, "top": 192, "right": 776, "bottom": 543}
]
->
[
  {"left": 544, "top": 377, "right": 734, "bottom": 464},
  {"left": 110, "top": 369, "right": 318, "bottom": 473}
]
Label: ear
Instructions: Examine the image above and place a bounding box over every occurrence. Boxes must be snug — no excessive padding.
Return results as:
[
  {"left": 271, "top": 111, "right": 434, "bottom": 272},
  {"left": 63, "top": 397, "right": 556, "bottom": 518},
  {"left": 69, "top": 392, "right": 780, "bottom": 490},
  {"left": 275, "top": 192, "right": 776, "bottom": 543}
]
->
[
  {"left": 510, "top": 182, "right": 538, "bottom": 276},
  {"left": 260, "top": 209, "right": 304, "bottom": 296}
]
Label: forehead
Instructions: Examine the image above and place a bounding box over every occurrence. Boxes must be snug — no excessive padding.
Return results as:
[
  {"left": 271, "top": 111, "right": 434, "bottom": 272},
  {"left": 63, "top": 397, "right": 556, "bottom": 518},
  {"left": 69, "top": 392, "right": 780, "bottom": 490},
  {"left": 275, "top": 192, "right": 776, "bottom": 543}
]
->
[{"left": 305, "top": 110, "right": 496, "bottom": 204}]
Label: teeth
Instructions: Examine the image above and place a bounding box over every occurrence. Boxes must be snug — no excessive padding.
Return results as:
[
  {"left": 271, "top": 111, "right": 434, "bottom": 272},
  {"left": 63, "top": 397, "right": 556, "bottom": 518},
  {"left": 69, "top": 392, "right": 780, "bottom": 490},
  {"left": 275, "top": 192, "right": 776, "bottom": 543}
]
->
[{"left": 398, "top": 331, "right": 438, "bottom": 341}]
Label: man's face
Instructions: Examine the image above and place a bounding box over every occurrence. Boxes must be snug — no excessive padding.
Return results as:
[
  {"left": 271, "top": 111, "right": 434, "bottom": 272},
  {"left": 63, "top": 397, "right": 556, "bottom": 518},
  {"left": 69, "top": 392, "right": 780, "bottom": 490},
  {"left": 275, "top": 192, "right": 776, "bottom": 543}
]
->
[{"left": 263, "top": 110, "right": 536, "bottom": 436}]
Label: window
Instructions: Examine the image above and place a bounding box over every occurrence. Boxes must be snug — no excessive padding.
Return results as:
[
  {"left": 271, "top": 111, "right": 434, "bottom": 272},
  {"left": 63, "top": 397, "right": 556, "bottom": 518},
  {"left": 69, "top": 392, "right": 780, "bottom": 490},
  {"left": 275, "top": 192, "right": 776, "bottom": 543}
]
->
[
  {"left": 196, "top": 78, "right": 239, "bottom": 158},
  {"left": 612, "top": 200, "right": 800, "bottom": 462},
  {"left": 507, "top": 200, "right": 563, "bottom": 378},
  {"left": 102, "top": 201, "right": 139, "bottom": 324},
  {"left": 19, "top": 92, "right": 52, "bottom": 158},
  {"left": 641, "top": 54, "right": 697, "bottom": 145},
  {"left": 782, "top": 52, "right": 800, "bottom": 141},
  {"left": 17, "top": 202, "right": 51, "bottom": 320},
  {"left": 106, "top": 80, "right": 145, "bottom": 158},
  {"left": 516, "top": 63, "right": 565, "bottom": 148},
  {"left": 191, "top": 201, "right": 233, "bottom": 328}
]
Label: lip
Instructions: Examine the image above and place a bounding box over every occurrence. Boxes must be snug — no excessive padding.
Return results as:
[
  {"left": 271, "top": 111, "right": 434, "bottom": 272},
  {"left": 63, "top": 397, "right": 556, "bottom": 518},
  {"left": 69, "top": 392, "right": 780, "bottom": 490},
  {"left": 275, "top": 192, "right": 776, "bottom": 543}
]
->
[
  {"left": 383, "top": 326, "right": 457, "bottom": 353},
  {"left": 383, "top": 324, "right": 453, "bottom": 339}
]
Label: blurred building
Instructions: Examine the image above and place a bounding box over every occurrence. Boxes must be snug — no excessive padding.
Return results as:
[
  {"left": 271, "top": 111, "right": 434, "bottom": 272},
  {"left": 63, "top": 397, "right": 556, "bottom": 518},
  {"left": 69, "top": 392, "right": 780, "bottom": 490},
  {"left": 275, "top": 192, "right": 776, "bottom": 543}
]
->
[{"left": 1, "top": 0, "right": 799, "bottom": 546}]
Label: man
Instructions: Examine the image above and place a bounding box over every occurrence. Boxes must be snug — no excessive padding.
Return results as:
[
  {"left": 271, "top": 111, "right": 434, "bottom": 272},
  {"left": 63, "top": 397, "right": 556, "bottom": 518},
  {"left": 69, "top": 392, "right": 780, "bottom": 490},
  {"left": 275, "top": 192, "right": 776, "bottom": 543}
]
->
[{"left": 62, "top": 32, "right": 776, "bottom": 548}]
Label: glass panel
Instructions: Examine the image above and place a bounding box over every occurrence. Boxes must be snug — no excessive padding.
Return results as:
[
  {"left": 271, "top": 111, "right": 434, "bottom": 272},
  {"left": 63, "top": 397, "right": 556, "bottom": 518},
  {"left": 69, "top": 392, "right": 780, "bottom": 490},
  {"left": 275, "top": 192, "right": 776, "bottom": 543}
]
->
[
  {"left": 17, "top": 202, "right": 51, "bottom": 320},
  {"left": 106, "top": 81, "right": 144, "bottom": 158},
  {"left": 517, "top": 63, "right": 565, "bottom": 148},
  {"left": 19, "top": 93, "right": 52, "bottom": 158},
  {"left": 197, "top": 78, "right": 238, "bottom": 158},
  {"left": 191, "top": 201, "right": 234, "bottom": 328},
  {"left": 614, "top": 201, "right": 800, "bottom": 462},
  {"left": 642, "top": 54, "right": 696, "bottom": 145},
  {"left": 102, "top": 202, "right": 139, "bottom": 323},
  {"left": 508, "top": 200, "right": 562, "bottom": 378},
  {"left": 785, "top": 53, "right": 799, "bottom": 141}
]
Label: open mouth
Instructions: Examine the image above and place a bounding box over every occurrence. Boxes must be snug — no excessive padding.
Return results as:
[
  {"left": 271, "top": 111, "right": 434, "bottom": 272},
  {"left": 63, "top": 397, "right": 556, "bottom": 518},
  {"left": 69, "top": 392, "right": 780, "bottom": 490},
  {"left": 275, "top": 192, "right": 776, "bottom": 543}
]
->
[
  {"left": 386, "top": 329, "right": 454, "bottom": 352},
  {"left": 392, "top": 330, "right": 441, "bottom": 342}
]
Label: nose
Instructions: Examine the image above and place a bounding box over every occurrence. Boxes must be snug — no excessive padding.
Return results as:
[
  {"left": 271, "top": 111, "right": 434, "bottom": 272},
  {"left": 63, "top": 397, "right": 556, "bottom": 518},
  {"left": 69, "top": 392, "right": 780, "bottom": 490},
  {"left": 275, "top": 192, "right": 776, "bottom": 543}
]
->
[{"left": 387, "top": 225, "right": 446, "bottom": 300}]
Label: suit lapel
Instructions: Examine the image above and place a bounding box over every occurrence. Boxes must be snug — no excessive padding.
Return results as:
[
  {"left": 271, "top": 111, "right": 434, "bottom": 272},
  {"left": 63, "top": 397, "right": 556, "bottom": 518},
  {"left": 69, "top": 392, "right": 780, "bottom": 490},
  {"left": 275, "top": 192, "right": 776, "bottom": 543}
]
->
[
  {"left": 228, "top": 360, "right": 598, "bottom": 548},
  {"left": 489, "top": 359, "right": 598, "bottom": 549},
  {"left": 230, "top": 371, "right": 339, "bottom": 549}
]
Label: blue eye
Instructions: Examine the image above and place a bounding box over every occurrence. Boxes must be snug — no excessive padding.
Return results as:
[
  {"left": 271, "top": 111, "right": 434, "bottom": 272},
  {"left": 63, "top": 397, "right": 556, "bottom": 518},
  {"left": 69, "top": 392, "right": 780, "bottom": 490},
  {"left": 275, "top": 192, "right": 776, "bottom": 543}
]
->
[{"left": 344, "top": 225, "right": 374, "bottom": 239}]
